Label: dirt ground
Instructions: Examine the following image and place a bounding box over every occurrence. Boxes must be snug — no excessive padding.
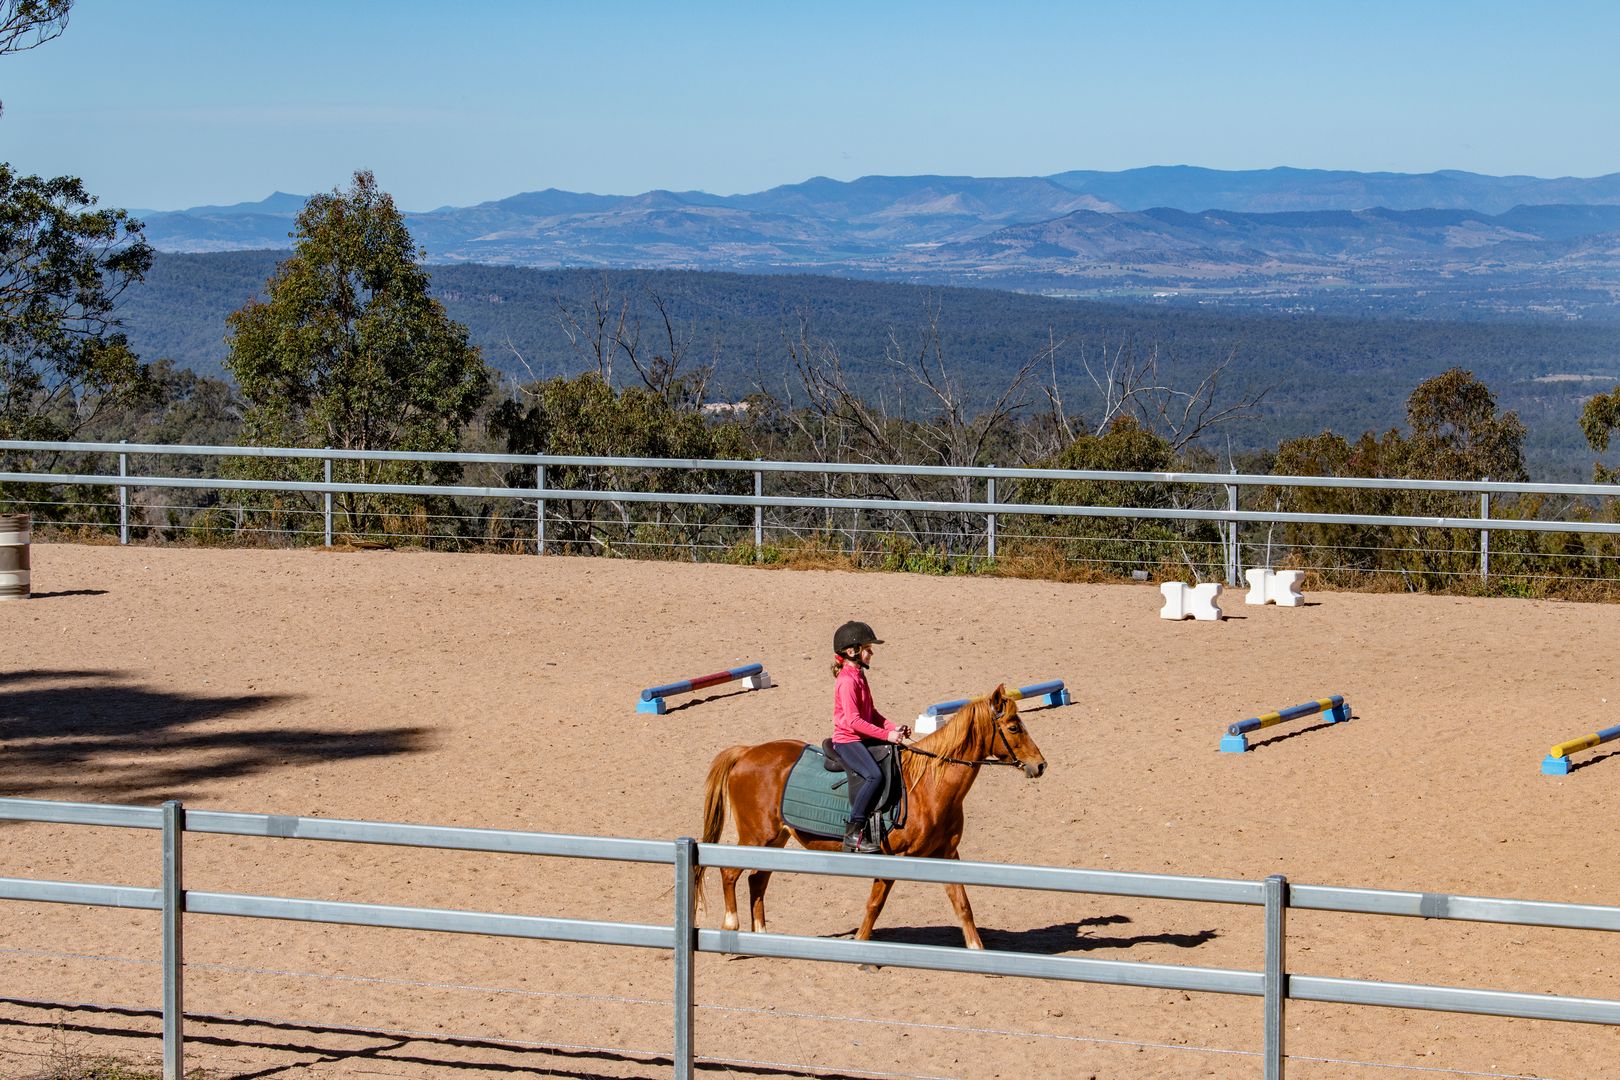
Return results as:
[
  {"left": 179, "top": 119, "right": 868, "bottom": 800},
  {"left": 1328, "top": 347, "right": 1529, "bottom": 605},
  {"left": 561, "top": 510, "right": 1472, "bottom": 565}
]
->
[{"left": 2, "top": 543, "right": 1619, "bottom": 1080}]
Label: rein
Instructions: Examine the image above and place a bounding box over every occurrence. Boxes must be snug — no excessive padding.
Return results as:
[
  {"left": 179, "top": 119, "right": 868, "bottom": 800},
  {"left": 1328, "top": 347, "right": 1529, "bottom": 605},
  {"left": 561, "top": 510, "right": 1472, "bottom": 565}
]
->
[{"left": 899, "top": 706, "right": 1026, "bottom": 769}]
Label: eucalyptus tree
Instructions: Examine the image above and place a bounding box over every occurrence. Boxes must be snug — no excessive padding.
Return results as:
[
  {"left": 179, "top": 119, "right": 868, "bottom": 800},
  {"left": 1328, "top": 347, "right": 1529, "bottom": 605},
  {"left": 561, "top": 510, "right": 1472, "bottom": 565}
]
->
[
  {"left": 224, "top": 170, "right": 490, "bottom": 538},
  {"left": 0, "top": 166, "right": 153, "bottom": 441}
]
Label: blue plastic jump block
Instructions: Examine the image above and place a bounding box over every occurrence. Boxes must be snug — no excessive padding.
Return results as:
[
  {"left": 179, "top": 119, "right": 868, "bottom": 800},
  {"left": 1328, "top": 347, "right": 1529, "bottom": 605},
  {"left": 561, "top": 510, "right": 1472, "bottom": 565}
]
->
[
  {"left": 1041, "top": 689, "right": 1073, "bottom": 708},
  {"left": 1327, "top": 703, "right": 1351, "bottom": 723},
  {"left": 1220, "top": 733, "right": 1250, "bottom": 753},
  {"left": 636, "top": 697, "right": 667, "bottom": 715},
  {"left": 1541, "top": 754, "right": 1572, "bottom": 776}
]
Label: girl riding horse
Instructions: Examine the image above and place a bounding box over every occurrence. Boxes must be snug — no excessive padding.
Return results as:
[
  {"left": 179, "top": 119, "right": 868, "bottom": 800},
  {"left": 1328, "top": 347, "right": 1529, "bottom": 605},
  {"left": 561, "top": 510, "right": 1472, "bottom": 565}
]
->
[{"left": 698, "top": 679, "right": 1047, "bottom": 949}]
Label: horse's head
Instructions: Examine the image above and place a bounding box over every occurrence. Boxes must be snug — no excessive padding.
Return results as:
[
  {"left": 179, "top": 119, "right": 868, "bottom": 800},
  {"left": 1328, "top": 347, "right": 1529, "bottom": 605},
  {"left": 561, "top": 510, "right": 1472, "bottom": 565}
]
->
[{"left": 988, "top": 684, "right": 1047, "bottom": 779}]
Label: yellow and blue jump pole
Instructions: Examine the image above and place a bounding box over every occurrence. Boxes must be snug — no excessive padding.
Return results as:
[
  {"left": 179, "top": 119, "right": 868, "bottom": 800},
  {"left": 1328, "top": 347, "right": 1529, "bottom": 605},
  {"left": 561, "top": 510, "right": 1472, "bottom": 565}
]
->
[
  {"left": 1221, "top": 695, "right": 1350, "bottom": 753},
  {"left": 1541, "top": 724, "right": 1620, "bottom": 775}
]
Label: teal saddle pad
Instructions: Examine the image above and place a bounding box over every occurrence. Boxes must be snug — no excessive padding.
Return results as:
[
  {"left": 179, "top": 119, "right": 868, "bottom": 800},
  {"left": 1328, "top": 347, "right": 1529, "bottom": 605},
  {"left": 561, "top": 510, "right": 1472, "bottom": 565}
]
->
[{"left": 780, "top": 745, "right": 899, "bottom": 840}]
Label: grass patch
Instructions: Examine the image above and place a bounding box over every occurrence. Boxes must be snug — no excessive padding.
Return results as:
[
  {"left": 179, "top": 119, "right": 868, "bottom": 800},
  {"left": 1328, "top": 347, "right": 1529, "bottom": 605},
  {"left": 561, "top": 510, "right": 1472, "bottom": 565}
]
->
[{"left": 13, "top": 1027, "right": 213, "bottom": 1080}]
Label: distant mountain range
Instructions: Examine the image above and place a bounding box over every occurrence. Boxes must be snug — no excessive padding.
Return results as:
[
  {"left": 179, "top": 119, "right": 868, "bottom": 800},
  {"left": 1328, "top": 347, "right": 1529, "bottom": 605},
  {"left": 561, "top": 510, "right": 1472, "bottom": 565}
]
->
[{"left": 134, "top": 167, "right": 1620, "bottom": 317}]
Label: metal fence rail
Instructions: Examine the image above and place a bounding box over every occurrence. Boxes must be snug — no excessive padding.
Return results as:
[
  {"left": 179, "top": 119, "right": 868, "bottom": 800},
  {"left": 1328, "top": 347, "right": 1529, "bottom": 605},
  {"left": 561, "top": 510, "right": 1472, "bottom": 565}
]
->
[
  {"left": 6, "top": 439, "right": 1620, "bottom": 589},
  {"left": 1, "top": 795, "right": 1616, "bottom": 1080}
]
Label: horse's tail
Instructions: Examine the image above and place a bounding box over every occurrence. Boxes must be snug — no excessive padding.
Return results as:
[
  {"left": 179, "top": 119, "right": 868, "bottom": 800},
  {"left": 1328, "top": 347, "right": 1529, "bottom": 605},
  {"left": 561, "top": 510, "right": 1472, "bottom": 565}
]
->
[{"left": 695, "top": 745, "right": 748, "bottom": 912}]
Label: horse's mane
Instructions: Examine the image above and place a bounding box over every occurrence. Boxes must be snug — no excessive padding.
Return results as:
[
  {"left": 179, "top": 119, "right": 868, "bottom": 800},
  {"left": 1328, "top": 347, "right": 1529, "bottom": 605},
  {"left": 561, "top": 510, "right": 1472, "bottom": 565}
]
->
[{"left": 905, "top": 693, "right": 1008, "bottom": 780}]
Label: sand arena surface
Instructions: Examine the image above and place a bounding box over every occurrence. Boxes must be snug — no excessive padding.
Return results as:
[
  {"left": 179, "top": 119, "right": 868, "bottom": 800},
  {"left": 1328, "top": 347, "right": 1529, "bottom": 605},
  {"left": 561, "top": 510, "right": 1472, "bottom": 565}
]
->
[{"left": 2, "top": 543, "right": 1619, "bottom": 1079}]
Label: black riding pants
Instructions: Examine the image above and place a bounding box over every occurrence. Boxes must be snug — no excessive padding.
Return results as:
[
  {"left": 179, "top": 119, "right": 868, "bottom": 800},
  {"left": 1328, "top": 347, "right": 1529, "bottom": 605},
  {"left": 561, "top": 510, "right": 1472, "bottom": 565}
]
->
[{"left": 838, "top": 738, "right": 885, "bottom": 823}]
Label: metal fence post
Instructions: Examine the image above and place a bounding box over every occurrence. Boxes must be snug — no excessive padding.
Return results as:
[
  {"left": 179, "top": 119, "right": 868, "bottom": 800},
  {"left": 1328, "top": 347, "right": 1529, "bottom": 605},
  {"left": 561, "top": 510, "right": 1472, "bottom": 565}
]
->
[
  {"left": 753, "top": 461, "right": 763, "bottom": 563},
  {"left": 1480, "top": 480, "right": 1490, "bottom": 586},
  {"left": 118, "top": 441, "right": 129, "bottom": 545},
  {"left": 162, "top": 800, "right": 185, "bottom": 1080},
  {"left": 323, "top": 452, "right": 333, "bottom": 548},
  {"left": 1263, "top": 873, "right": 1288, "bottom": 1080},
  {"left": 536, "top": 464, "right": 546, "bottom": 556},
  {"left": 1227, "top": 470, "right": 1239, "bottom": 586},
  {"left": 673, "top": 837, "right": 697, "bottom": 1079},
  {"left": 986, "top": 467, "right": 998, "bottom": 561}
]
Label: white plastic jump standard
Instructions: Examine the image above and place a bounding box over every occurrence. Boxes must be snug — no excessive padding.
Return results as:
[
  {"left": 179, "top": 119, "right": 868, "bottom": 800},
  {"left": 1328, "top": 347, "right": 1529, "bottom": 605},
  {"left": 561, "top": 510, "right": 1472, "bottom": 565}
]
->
[
  {"left": 1160, "top": 582, "right": 1224, "bottom": 621},
  {"left": 1245, "top": 568, "right": 1305, "bottom": 607}
]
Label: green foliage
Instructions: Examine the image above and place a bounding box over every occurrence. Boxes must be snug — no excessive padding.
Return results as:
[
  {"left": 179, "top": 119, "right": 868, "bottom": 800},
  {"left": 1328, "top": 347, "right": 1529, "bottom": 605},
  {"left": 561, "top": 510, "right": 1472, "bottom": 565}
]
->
[
  {"left": 0, "top": 166, "right": 154, "bottom": 441},
  {"left": 225, "top": 171, "right": 489, "bottom": 454},
  {"left": 1401, "top": 367, "right": 1527, "bottom": 482},
  {"left": 1271, "top": 369, "right": 1528, "bottom": 587},
  {"left": 222, "top": 171, "right": 490, "bottom": 537},
  {"left": 1010, "top": 416, "right": 1221, "bottom": 578},
  {"left": 489, "top": 372, "right": 749, "bottom": 554},
  {"left": 1579, "top": 386, "right": 1620, "bottom": 482},
  {"left": 0, "top": 161, "right": 157, "bottom": 526}
]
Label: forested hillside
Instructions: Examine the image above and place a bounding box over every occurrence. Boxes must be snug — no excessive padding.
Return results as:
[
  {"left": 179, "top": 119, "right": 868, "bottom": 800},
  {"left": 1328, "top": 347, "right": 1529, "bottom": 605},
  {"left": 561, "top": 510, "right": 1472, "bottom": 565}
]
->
[{"left": 118, "top": 253, "right": 1620, "bottom": 477}]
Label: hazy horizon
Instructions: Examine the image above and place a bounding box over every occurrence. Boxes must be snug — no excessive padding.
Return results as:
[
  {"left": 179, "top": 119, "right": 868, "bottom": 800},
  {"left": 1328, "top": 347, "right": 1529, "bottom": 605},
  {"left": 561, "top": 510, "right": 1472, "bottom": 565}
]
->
[
  {"left": 4, "top": 1, "right": 1617, "bottom": 212},
  {"left": 115, "top": 162, "right": 1620, "bottom": 217}
]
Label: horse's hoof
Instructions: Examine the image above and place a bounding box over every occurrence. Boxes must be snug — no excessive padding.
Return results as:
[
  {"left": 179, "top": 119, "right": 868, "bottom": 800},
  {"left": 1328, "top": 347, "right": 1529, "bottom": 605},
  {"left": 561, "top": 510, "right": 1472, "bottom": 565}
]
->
[{"left": 722, "top": 915, "right": 739, "bottom": 931}]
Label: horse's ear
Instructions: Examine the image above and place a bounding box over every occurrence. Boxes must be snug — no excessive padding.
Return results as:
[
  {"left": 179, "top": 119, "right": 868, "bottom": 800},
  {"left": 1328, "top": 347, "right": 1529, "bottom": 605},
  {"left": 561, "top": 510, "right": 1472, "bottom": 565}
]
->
[{"left": 990, "top": 683, "right": 1008, "bottom": 705}]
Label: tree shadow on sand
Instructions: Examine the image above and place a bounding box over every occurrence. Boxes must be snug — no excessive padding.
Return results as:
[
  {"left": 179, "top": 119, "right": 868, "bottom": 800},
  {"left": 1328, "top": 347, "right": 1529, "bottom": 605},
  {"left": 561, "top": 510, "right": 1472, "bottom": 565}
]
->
[{"left": 0, "top": 668, "right": 430, "bottom": 805}]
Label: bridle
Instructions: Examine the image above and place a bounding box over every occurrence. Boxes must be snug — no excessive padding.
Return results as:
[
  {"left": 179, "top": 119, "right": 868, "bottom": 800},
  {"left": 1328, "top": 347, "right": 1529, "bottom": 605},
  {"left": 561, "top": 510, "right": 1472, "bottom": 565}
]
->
[{"left": 899, "top": 705, "right": 1027, "bottom": 770}]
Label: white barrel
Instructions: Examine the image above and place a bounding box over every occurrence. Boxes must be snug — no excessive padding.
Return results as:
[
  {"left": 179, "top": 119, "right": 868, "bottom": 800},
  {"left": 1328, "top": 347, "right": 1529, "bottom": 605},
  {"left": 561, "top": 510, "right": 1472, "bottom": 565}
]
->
[{"left": 0, "top": 513, "right": 31, "bottom": 601}]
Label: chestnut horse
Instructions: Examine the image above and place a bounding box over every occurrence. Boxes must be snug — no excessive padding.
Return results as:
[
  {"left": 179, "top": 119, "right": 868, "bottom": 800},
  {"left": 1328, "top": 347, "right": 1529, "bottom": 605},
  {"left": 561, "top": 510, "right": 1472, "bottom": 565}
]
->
[{"left": 698, "top": 684, "right": 1047, "bottom": 949}]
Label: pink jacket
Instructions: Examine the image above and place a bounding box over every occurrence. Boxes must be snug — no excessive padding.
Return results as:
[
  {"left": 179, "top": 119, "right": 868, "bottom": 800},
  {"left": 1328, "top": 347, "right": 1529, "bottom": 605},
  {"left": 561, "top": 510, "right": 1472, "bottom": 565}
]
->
[{"left": 832, "top": 659, "right": 896, "bottom": 743}]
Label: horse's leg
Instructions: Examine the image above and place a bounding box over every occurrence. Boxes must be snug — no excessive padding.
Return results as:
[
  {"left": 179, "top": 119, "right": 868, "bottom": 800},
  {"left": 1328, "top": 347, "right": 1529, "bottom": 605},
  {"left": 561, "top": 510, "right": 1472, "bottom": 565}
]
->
[
  {"left": 944, "top": 854, "right": 985, "bottom": 950},
  {"left": 746, "top": 827, "right": 790, "bottom": 932},
  {"left": 719, "top": 866, "right": 744, "bottom": 932},
  {"left": 854, "top": 877, "right": 896, "bottom": 940}
]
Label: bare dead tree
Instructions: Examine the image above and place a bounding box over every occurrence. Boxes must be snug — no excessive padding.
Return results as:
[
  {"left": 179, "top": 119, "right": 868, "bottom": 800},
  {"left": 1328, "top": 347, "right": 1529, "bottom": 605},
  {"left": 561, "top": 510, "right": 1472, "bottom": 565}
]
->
[
  {"left": 624, "top": 289, "right": 713, "bottom": 408},
  {"left": 762, "top": 298, "right": 1057, "bottom": 550},
  {"left": 555, "top": 274, "right": 632, "bottom": 383},
  {"left": 1071, "top": 340, "right": 1267, "bottom": 451},
  {"left": 556, "top": 278, "right": 713, "bottom": 411}
]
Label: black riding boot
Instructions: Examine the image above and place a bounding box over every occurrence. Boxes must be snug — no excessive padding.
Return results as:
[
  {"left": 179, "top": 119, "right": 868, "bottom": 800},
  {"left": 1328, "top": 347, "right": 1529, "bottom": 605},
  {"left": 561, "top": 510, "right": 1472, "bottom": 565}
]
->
[{"left": 842, "top": 820, "right": 880, "bottom": 854}]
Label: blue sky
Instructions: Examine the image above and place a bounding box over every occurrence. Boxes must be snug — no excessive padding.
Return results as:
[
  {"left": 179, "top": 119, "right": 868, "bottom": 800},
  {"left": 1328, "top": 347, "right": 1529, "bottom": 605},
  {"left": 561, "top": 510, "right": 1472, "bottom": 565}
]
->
[{"left": 3, "top": 1, "right": 1616, "bottom": 211}]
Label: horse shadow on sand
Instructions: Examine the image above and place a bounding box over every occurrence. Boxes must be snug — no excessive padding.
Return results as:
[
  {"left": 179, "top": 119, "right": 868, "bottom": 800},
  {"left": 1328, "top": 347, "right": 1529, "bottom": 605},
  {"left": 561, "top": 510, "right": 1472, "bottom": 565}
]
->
[
  {"left": 838, "top": 913, "right": 1220, "bottom": 955},
  {"left": 0, "top": 668, "right": 430, "bottom": 806}
]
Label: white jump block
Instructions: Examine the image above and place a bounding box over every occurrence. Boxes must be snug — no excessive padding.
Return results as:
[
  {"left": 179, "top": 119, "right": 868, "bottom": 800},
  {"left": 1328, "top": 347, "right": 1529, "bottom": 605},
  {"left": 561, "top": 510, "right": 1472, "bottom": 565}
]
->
[
  {"left": 741, "top": 672, "right": 773, "bottom": 690},
  {"left": 1244, "top": 568, "right": 1305, "bottom": 607},
  {"left": 1159, "top": 582, "right": 1224, "bottom": 621},
  {"left": 914, "top": 712, "right": 943, "bottom": 735}
]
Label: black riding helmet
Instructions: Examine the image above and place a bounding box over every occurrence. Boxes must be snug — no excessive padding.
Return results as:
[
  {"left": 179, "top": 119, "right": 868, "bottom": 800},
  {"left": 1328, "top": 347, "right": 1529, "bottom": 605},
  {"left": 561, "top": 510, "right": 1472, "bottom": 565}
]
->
[{"left": 833, "top": 620, "right": 884, "bottom": 657}]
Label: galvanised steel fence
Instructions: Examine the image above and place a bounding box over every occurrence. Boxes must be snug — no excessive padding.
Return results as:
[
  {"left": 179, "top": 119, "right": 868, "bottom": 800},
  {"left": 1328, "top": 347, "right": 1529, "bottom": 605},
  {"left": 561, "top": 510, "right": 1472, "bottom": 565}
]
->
[
  {"left": 2, "top": 796, "right": 1618, "bottom": 1080},
  {"left": 5, "top": 440, "right": 1620, "bottom": 587}
]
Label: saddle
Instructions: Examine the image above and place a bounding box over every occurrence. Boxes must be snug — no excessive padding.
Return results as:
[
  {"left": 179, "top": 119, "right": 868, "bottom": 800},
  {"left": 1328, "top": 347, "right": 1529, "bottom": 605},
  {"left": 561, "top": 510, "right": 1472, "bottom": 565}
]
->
[
  {"left": 820, "top": 739, "right": 903, "bottom": 823},
  {"left": 780, "top": 742, "right": 908, "bottom": 843}
]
